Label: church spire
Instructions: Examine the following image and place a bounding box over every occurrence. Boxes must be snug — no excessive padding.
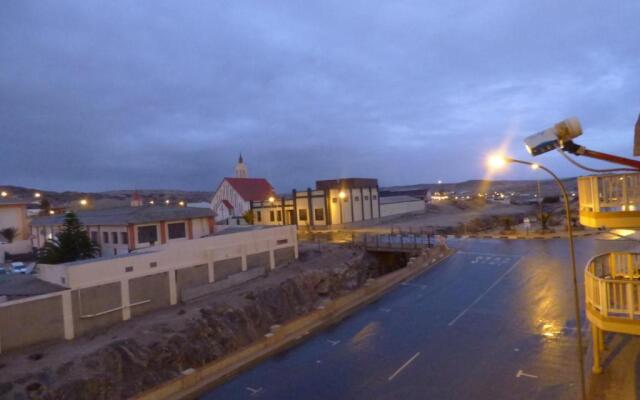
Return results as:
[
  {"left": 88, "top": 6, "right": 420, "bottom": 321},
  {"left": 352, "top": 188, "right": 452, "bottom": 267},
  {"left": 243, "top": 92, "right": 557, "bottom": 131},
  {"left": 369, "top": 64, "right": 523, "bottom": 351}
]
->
[{"left": 234, "top": 153, "right": 248, "bottom": 178}]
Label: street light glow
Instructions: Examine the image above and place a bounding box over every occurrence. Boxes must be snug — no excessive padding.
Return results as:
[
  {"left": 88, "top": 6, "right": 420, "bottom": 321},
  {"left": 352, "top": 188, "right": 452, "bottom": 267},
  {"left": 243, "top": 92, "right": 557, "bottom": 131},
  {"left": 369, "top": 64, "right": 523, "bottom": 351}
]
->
[
  {"left": 487, "top": 154, "right": 507, "bottom": 169},
  {"left": 34, "top": 192, "right": 41, "bottom": 198},
  {"left": 0, "top": 191, "right": 7, "bottom": 197},
  {"left": 338, "top": 191, "right": 346, "bottom": 199},
  {"left": 531, "top": 163, "right": 540, "bottom": 170},
  {"left": 178, "top": 200, "right": 185, "bottom": 207},
  {"left": 268, "top": 196, "right": 275, "bottom": 203},
  {"left": 80, "top": 199, "right": 88, "bottom": 206}
]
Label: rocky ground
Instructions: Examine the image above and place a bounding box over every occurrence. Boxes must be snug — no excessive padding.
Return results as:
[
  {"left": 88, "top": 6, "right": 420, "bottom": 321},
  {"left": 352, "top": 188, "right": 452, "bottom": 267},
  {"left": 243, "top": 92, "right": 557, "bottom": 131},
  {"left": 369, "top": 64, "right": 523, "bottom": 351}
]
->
[{"left": 0, "top": 243, "right": 388, "bottom": 400}]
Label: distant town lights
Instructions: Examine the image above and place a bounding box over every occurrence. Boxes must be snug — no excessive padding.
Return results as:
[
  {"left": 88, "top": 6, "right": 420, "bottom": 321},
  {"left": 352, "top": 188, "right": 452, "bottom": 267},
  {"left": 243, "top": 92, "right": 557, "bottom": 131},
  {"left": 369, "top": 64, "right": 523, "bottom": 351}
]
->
[
  {"left": 149, "top": 200, "right": 155, "bottom": 205},
  {"left": 179, "top": 201, "right": 185, "bottom": 207},
  {"left": 49, "top": 210, "right": 55, "bottom": 215},
  {"left": 0, "top": 191, "right": 7, "bottom": 197},
  {"left": 34, "top": 192, "right": 41, "bottom": 198},
  {"left": 80, "top": 199, "right": 88, "bottom": 206},
  {"left": 165, "top": 199, "right": 170, "bottom": 205}
]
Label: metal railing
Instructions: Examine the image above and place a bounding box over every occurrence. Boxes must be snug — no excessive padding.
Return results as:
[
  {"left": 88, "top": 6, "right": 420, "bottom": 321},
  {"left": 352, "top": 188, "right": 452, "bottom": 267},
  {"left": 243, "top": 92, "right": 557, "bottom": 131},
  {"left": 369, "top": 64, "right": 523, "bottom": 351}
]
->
[
  {"left": 585, "top": 252, "right": 640, "bottom": 320},
  {"left": 578, "top": 173, "right": 640, "bottom": 213}
]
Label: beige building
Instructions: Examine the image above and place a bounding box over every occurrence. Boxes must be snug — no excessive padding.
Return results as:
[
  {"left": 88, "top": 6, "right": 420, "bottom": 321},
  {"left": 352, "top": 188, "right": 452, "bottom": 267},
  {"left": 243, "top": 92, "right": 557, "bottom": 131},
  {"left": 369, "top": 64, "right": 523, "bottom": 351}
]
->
[
  {"left": 252, "top": 178, "right": 381, "bottom": 227},
  {"left": 0, "top": 199, "right": 29, "bottom": 241},
  {"left": 31, "top": 206, "right": 215, "bottom": 257}
]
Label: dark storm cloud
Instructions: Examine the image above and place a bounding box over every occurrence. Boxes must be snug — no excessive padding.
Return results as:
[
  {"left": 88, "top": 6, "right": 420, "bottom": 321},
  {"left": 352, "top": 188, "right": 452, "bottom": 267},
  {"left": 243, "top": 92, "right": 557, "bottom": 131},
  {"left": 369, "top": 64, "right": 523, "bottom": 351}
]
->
[{"left": 1, "top": 0, "right": 639, "bottom": 192}]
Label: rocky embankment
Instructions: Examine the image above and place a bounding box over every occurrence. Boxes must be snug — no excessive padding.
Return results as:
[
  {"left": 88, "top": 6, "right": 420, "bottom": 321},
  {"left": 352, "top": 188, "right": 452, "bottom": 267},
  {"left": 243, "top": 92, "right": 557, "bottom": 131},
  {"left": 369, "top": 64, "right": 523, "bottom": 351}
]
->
[{"left": 0, "top": 245, "right": 385, "bottom": 399}]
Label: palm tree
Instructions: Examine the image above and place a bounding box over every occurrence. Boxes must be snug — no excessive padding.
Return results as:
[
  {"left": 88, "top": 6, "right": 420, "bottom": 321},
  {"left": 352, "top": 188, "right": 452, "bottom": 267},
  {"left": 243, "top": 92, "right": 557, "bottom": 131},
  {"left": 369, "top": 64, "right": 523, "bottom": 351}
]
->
[
  {"left": 38, "top": 212, "right": 99, "bottom": 264},
  {"left": 0, "top": 227, "right": 18, "bottom": 243}
]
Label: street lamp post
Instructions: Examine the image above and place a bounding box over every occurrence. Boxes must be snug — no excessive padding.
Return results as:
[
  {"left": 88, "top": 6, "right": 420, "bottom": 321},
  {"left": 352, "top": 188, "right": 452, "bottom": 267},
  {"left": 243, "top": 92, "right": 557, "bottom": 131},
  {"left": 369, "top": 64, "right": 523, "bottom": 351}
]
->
[{"left": 489, "top": 155, "right": 587, "bottom": 400}]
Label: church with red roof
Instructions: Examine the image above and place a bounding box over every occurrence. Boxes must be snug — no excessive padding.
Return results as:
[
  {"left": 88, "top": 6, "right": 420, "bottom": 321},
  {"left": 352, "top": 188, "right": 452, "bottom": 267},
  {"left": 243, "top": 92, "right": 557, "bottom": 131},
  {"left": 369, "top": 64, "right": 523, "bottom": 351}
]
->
[{"left": 210, "top": 155, "right": 275, "bottom": 222}]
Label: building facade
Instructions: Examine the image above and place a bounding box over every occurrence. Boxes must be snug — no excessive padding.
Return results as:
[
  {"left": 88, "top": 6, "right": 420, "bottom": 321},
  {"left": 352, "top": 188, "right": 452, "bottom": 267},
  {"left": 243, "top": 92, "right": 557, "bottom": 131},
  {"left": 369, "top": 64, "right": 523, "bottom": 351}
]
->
[
  {"left": 0, "top": 200, "right": 30, "bottom": 241},
  {"left": 31, "top": 206, "right": 215, "bottom": 257},
  {"left": 252, "top": 178, "right": 381, "bottom": 227}
]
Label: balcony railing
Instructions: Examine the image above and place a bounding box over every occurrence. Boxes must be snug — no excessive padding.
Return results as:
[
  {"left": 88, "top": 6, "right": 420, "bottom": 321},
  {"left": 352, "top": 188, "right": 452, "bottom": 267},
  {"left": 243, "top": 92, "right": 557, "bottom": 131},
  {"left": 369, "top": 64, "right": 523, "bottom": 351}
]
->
[
  {"left": 578, "top": 173, "right": 640, "bottom": 228},
  {"left": 585, "top": 252, "right": 640, "bottom": 320}
]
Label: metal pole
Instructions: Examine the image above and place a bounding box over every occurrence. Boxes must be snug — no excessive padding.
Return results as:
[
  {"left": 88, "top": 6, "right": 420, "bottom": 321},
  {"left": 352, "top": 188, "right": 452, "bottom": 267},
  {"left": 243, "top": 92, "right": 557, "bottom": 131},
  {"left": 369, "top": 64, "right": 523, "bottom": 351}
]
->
[{"left": 509, "top": 158, "right": 587, "bottom": 400}]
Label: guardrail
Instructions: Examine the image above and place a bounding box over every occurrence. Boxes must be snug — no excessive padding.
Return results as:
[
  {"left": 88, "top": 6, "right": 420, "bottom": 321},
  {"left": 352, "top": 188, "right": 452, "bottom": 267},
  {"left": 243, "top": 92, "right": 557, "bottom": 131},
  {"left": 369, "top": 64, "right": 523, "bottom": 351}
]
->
[
  {"left": 585, "top": 252, "right": 640, "bottom": 319},
  {"left": 578, "top": 173, "right": 640, "bottom": 228}
]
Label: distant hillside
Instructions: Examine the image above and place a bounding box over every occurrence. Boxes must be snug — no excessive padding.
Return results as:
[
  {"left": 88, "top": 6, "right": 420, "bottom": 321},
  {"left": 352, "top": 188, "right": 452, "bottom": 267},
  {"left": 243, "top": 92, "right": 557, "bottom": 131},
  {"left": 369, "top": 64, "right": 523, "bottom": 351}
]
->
[
  {"left": 382, "top": 178, "right": 578, "bottom": 197},
  {"left": 0, "top": 186, "right": 212, "bottom": 209}
]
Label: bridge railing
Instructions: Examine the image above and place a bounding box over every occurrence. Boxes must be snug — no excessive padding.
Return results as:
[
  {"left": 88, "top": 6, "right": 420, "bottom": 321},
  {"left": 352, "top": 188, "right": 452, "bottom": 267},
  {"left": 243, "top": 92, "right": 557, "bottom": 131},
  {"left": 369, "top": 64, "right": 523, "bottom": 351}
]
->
[
  {"left": 585, "top": 252, "right": 640, "bottom": 320},
  {"left": 353, "top": 233, "right": 434, "bottom": 251}
]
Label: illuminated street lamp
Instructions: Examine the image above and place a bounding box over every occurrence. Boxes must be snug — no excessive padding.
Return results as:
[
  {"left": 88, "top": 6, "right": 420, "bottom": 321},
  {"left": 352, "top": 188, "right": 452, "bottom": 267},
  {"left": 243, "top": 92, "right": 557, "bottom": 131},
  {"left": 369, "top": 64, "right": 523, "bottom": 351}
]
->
[
  {"left": 0, "top": 191, "right": 7, "bottom": 197},
  {"left": 268, "top": 196, "right": 275, "bottom": 203},
  {"left": 178, "top": 200, "right": 185, "bottom": 207},
  {"left": 165, "top": 199, "right": 170, "bottom": 205},
  {"left": 79, "top": 199, "right": 88, "bottom": 206},
  {"left": 149, "top": 200, "right": 155, "bottom": 205},
  {"left": 488, "top": 154, "right": 586, "bottom": 400},
  {"left": 338, "top": 191, "right": 346, "bottom": 199},
  {"left": 49, "top": 210, "right": 55, "bottom": 215},
  {"left": 34, "top": 192, "right": 41, "bottom": 198}
]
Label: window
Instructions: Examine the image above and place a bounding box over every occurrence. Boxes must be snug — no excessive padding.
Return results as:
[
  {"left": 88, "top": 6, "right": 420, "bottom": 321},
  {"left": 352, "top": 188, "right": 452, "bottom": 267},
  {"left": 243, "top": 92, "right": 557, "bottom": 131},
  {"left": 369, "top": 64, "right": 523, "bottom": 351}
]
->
[
  {"left": 277, "top": 210, "right": 282, "bottom": 222},
  {"left": 103, "top": 232, "right": 109, "bottom": 243},
  {"left": 372, "top": 195, "right": 378, "bottom": 200},
  {"left": 125, "top": 266, "right": 133, "bottom": 273},
  {"left": 277, "top": 239, "right": 288, "bottom": 245},
  {"left": 299, "top": 209, "right": 308, "bottom": 221},
  {"left": 364, "top": 195, "right": 369, "bottom": 201},
  {"left": 314, "top": 208, "right": 324, "bottom": 221},
  {"left": 355, "top": 196, "right": 360, "bottom": 202},
  {"left": 168, "top": 222, "right": 186, "bottom": 239},
  {"left": 90, "top": 231, "right": 98, "bottom": 243},
  {"left": 343, "top": 196, "right": 349, "bottom": 202},
  {"left": 332, "top": 198, "right": 337, "bottom": 203},
  {"left": 137, "top": 225, "right": 158, "bottom": 244},
  {"left": 112, "top": 232, "right": 118, "bottom": 244},
  {"left": 150, "top": 262, "right": 158, "bottom": 268},
  {"left": 256, "top": 211, "right": 262, "bottom": 222},
  {"left": 121, "top": 232, "right": 128, "bottom": 244},
  {"left": 270, "top": 210, "right": 275, "bottom": 222}
]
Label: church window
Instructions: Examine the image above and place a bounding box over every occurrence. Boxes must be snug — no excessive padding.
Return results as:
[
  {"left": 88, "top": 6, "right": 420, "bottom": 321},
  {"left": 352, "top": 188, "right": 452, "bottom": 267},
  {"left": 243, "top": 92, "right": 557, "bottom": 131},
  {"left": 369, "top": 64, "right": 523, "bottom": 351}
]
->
[
  {"left": 299, "top": 209, "right": 308, "bottom": 221},
  {"left": 270, "top": 211, "right": 275, "bottom": 222},
  {"left": 277, "top": 210, "right": 282, "bottom": 221},
  {"left": 256, "top": 211, "right": 262, "bottom": 222},
  {"left": 314, "top": 209, "right": 324, "bottom": 221}
]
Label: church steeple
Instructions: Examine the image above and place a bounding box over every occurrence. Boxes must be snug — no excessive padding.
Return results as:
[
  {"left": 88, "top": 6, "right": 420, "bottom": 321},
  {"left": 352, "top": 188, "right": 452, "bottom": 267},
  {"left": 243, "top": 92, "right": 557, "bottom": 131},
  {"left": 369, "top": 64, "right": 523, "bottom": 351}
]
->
[{"left": 234, "top": 153, "right": 248, "bottom": 178}]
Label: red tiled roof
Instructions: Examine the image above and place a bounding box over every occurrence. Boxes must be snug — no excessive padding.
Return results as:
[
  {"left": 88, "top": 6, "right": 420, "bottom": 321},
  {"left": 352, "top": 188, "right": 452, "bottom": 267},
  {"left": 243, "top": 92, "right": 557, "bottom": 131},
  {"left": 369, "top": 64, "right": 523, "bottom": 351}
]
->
[
  {"left": 221, "top": 200, "right": 234, "bottom": 210},
  {"left": 225, "top": 178, "right": 274, "bottom": 201}
]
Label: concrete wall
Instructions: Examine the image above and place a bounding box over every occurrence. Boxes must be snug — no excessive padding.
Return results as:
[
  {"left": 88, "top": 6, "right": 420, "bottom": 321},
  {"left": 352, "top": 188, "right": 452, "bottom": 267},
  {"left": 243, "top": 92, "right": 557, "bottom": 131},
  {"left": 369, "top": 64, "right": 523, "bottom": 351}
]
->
[
  {"left": 129, "top": 272, "right": 170, "bottom": 317},
  {"left": 246, "top": 251, "right": 270, "bottom": 271},
  {"left": 176, "top": 264, "right": 209, "bottom": 294},
  {"left": 0, "top": 226, "right": 299, "bottom": 354},
  {"left": 380, "top": 200, "right": 425, "bottom": 217},
  {"left": 0, "top": 240, "right": 32, "bottom": 261},
  {"left": 0, "top": 293, "right": 65, "bottom": 352},
  {"left": 274, "top": 247, "right": 295, "bottom": 266},
  {"left": 214, "top": 257, "right": 242, "bottom": 281},
  {"left": 72, "top": 282, "right": 122, "bottom": 336}
]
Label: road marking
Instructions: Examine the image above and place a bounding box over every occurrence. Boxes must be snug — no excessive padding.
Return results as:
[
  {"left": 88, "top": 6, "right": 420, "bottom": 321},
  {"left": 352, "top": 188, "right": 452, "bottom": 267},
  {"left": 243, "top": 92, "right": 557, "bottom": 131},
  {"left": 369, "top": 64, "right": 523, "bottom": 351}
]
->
[
  {"left": 516, "top": 370, "right": 538, "bottom": 379},
  {"left": 388, "top": 352, "right": 421, "bottom": 381},
  {"left": 380, "top": 307, "right": 392, "bottom": 313},
  {"left": 327, "top": 339, "right": 340, "bottom": 346},
  {"left": 459, "top": 251, "right": 522, "bottom": 258},
  {"left": 448, "top": 257, "right": 523, "bottom": 326},
  {"left": 246, "top": 386, "right": 264, "bottom": 395}
]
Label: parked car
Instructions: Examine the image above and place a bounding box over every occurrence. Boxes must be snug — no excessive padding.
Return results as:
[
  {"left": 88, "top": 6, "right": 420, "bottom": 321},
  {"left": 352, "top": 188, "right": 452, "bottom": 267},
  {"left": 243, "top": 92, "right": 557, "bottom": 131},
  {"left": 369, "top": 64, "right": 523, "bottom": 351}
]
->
[{"left": 11, "top": 262, "right": 27, "bottom": 274}]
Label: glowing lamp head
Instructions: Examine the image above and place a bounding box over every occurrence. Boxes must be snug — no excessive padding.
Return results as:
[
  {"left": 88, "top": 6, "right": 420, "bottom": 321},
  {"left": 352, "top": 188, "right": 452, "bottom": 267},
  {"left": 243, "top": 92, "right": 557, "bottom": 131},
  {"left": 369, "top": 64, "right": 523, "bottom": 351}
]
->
[
  {"left": 79, "top": 199, "right": 88, "bottom": 206},
  {"left": 531, "top": 163, "right": 540, "bottom": 170},
  {"left": 49, "top": 210, "right": 55, "bottom": 215},
  {"left": 268, "top": 196, "right": 275, "bottom": 203},
  {"left": 149, "top": 200, "right": 155, "bottom": 205},
  {"left": 0, "top": 191, "right": 7, "bottom": 197},
  {"left": 178, "top": 201, "right": 185, "bottom": 207},
  {"left": 165, "top": 199, "right": 170, "bottom": 205},
  {"left": 34, "top": 192, "right": 41, "bottom": 198},
  {"left": 487, "top": 155, "right": 508, "bottom": 169},
  {"left": 338, "top": 191, "right": 346, "bottom": 199}
]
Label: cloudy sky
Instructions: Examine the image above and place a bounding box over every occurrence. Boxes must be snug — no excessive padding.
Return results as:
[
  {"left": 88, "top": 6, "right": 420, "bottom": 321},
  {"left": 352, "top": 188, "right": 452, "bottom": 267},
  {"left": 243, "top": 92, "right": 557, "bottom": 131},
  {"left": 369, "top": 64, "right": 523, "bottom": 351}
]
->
[{"left": 1, "top": 1, "right": 639, "bottom": 192}]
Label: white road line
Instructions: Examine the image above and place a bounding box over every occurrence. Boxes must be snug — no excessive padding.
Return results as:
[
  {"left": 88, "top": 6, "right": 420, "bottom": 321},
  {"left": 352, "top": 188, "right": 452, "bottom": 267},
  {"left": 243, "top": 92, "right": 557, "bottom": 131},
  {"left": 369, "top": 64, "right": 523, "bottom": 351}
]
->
[
  {"left": 516, "top": 370, "right": 538, "bottom": 379},
  {"left": 459, "top": 251, "right": 522, "bottom": 258},
  {"left": 246, "top": 386, "right": 264, "bottom": 395},
  {"left": 327, "top": 339, "right": 340, "bottom": 346},
  {"left": 388, "top": 352, "right": 421, "bottom": 381},
  {"left": 447, "top": 257, "right": 523, "bottom": 327}
]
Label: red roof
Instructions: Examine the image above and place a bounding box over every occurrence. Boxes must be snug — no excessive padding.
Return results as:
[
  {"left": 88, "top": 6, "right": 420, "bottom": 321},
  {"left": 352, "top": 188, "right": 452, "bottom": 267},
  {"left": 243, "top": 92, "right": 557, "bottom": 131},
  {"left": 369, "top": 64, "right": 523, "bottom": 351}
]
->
[
  {"left": 221, "top": 200, "right": 234, "bottom": 210},
  {"left": 224, "top": 178, "right": 274, "bottom": 201}
]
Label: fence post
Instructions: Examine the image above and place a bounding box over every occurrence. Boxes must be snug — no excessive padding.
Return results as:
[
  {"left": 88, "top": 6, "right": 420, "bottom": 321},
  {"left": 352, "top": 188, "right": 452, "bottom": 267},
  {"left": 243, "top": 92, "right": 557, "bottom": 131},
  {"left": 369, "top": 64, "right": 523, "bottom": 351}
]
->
[
  {"left": 599, "top": 280, "right": 608, "bottom": 317},
  {"left": 627, "top": 282, "right": 635, "bottom": 319}
]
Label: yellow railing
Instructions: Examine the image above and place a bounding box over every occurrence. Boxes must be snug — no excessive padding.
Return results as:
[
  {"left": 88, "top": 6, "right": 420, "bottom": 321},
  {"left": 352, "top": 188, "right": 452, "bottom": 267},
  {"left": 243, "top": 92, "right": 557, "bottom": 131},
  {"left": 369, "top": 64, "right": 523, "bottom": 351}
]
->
[
  {"left": 578, "top": 173, "right": 640, "bottom": 228},
  {"left": 585, "top": 252, "right": 640, "bottom": 319}
]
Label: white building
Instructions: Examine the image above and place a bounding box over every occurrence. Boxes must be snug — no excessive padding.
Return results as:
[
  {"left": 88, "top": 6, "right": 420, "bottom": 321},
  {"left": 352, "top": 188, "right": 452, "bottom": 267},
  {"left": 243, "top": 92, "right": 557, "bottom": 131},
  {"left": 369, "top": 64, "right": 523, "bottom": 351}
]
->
[
  {"left": 211, "top": 155, "right": 275, "bottom": 222},
  {"left": 0, "top": 200, "right": 29, "bottom": 242},
  {"left": 31, "top": 205, "right": 215, "bottom": 257}
]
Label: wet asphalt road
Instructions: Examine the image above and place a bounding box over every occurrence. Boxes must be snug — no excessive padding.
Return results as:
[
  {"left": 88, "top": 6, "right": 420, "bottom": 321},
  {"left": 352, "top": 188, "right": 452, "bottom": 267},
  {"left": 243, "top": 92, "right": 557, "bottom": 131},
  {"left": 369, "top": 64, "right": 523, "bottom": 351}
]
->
[{"left": 202, "top": 238, "right": 638, "bottom": 400}]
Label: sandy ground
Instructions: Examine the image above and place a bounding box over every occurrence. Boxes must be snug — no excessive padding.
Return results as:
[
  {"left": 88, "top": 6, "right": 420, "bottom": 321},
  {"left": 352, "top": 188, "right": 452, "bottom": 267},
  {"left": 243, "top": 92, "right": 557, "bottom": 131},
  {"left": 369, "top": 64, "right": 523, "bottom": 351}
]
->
[{"left": 0, "top": 243, "right": 359, "bottom": 384}]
